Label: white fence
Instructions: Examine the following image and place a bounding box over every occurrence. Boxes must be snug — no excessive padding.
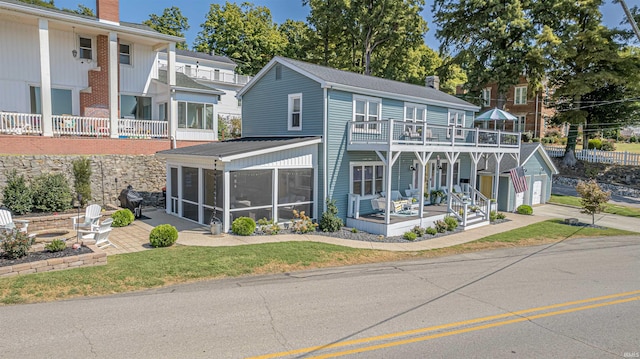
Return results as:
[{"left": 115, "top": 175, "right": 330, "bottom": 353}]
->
[{"left": 544, "top": 145, "right": 640, "bottom": 166}]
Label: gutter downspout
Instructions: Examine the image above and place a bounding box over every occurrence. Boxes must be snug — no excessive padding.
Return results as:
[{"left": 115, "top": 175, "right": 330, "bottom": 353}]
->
[
  {"left": 534, "top": 92, "right": 539, "bottom": 138},
  {"left": 323, "top": 87, "right": 328, "bottom": 213}
]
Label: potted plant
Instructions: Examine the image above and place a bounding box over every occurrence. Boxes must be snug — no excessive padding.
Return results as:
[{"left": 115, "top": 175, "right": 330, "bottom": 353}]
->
[{"left": 430, "top": 189, "right": 445, "bottom": 204}]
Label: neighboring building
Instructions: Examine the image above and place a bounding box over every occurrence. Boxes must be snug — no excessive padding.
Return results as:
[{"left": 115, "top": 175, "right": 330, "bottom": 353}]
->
[
  {"left": 0, "top": 0, "right": 232, "bottom": 148},
  {"left": 458, "top": 76, "right": 555, "bottom": 138},
  {"left": 158, "top": 57, "right": 556, "bottom": 236}
]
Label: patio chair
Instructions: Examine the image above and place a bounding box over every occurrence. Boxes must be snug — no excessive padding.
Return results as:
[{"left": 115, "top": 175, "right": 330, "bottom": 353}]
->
[
  {"left": 0, "top": 209, "right": 29, "bottom": 233},
  {"left": 72, "top": 204, "right": 102, "bottom": 231},
  {"left": 79, "top": 218, "right": 116, "bottom": 249}
]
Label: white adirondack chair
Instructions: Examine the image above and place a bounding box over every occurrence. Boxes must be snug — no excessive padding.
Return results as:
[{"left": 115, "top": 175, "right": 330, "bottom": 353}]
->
[
  {"left": 0, "top": 209, "right": 29, "bottom": 233},
  {"left": 79, "top": 218, "right": 116, "bottom": 249},
  {"left": 72, "top": 204, "right": 102, "bottom": 231}
]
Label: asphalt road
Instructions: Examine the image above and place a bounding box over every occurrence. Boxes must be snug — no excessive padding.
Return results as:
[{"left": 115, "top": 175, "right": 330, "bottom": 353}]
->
[{"left": 0, "top": 235, "right": 638, "bottom": 358}]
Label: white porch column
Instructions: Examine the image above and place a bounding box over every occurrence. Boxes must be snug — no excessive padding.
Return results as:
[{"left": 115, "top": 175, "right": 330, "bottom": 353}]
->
[
  {"left": 38, "top": 19, "right": 53, "bottom": 137},
  {"left": 492, "top": 153, "right": 504, "bottom": 202},
  {"left": 167, "top": 43, "right": 177, "bottom": 145},
  {"left": 223, "top": 170, "right": 231, "bottom": 233},
  {"left": 108, "top": 32, "right": 119, "bottom": 138}
]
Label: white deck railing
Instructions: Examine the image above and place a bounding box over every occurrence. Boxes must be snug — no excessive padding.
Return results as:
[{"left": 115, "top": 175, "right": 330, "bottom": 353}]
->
[
  {"left": 0, "top": 111, "right": 169, "bottom": 139},
  {"left": 160, "top": 64, "right": 251, "bottom": 86},
  {"left": 348, "top": 119, "right": 521, "bottom": 149}
]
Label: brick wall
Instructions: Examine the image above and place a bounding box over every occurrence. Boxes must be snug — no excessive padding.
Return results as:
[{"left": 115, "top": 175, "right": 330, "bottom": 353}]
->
[
  {"left": 80, "top": 35, "right": 110, "bottom": 117},
  {"left": 96, "top": 0, "right": 119, "bottom": 23}
]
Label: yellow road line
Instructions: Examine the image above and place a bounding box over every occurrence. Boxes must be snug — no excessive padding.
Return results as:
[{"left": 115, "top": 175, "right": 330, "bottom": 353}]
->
[
  {"left": 246, "top": 289, "right": 640, "bottom": 359},
  {"left": 305, "top": 295, "right": 640, "bottom": 359}
]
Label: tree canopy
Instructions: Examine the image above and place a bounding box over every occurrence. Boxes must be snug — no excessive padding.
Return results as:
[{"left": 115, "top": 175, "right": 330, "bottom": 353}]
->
[{"left": 144, "top": 7, "right": 190, "bottom": 50}]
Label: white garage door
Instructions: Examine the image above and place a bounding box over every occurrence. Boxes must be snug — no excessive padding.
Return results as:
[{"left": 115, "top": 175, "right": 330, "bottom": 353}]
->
[
  {"left": 515, "top": 192, "right": 524, "bottom": 209},
  {"left": 532, "top": 180, "right": 542, "bottom": 205}
]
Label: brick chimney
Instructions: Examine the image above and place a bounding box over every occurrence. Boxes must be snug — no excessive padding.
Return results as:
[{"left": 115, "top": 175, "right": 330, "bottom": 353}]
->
[{"left": 96, "top": 0, "right": 119, "bottom": 24}]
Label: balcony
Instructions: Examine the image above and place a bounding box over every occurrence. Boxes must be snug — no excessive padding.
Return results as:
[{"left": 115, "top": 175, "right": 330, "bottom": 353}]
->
[
  {"left": 347, "top": 119, "right": 521, "bottom": 153},
  {"left": 160, "top": 64, "right": 251, "bottom": 86},
  {"left": 0, "top": 112, "right": 168, "bottom": 139}
]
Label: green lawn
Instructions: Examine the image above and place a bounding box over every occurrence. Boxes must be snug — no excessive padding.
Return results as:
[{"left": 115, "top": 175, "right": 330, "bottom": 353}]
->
[
  {"left": 1, "top": 219, "right": 636, "bottom": 305},
  {"left": 550, "top": 195, "right": 640, "bottom": 218},
  {"left": 613, "top": 142, "right": 640, "bottom": 154}
]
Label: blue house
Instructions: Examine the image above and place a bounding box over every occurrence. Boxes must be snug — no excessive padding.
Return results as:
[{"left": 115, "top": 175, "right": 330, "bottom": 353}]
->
[{"left": 157, "top": 57, "right": 554, "bottom": 235}]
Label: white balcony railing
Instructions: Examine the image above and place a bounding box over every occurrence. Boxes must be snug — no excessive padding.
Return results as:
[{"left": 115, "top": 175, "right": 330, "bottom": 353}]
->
[
  {"left": 160, "top": 64, "right": 251, "bottom": 86},
  {"left": 53, "top": 115, "right": 111, "bottom": 136},
  {"left": 348, "top": 119, "right": 521, "bottom": 149},
  {"left": 0, "top": 112, "right": 42, "bottom": 135},
  {"left": 118, "top": 118, "right": 168, "bottom": 138}
]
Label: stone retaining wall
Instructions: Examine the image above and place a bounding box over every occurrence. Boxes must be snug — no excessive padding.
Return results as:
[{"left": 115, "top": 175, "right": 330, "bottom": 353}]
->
[
  {"left": 553, "top": 176, "right": 640, "bottom": 198},
  {"left": 21, "top": 210, "right": 118, "bottom": 232},
  {"left": 0, "top": 154, "right": 165, "bottom": 207},
  {"left": 0, "top": 243, "right": 106, "bottom": 278}
]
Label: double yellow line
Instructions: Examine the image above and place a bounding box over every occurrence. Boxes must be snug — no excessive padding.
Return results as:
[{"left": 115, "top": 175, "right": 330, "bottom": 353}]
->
[{"left": 247, "top": 289, "right": 640, "bottom": 359}]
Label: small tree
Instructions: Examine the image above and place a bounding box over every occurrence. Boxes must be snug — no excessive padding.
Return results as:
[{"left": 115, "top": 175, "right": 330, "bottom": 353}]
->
[
  {"left": 575, "top": 180, "right": 611, "bottom": 225},
  {"left": 2, "top": 169, "right": 32, "bottom": 215},
  {"left": 319, "top": 198, "right": 343, "bottom": 232},
  {"left": 72, "top": 157, "right": 92, "bottom": 206}
]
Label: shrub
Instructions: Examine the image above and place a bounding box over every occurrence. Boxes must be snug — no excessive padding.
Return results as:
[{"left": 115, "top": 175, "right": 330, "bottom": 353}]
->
[
  {"left": 516, "top": 205, "right": 533, "bottom": 215},
  {"left": 232, "top": 216, "right": 256, "bottom": 236},
  {"left": 351, "top": 227, "right": 358, "bottom": 233},
  {"left": 444, "top": 216, "right": 458, "bottom": 231},
  {"left": 72, "top": 157, "right": 92, "bottom": 206},
  {"left": 0, "top": 230, "right": 34, "bottom": 259},
  {"left": 434, "top": 220, "right": 448, "bottom": 233},
  {"left": 45, "top": 239, "right": 66, "bottom": 252},
  {"left": 600, "top": 140, "right": 616, "bottom": 151},
  {"left": 2, "top": 169, "right": 32, "bottom": 215},
  {"left": 412, "top": 225, "right": 426, "bottom": 237},
  {"left": 31, "top": 173, "right": 72, "bottom": 212},
  {"left": 319, "top": 198, "right": 343, "bottom": 232},
  {"left": 149, "top": 224, "right": 178, "bottom": 247},
  {"left": 111, "top": 209, "right": 135, "bottom": 227},
  {"left": 403, "top": 231, "right": 417, "bottom": 241},
  {"left": 587, "top": 138, "right": 602, "bottom": 150},
  {"left": 532, "top": 137, "right": 540, "bottom": 143},
  {"left": 425, "top": 226, "right": 437, "bottom": 235},
  {"left": 497, "top": 212, "right": 506, "bottom": 220},
  {"left": 257, "top": 218, "right": 280, "bottom": 235},
  {"left": 490, "top": 210, "right": 498, "bottom": 222},
  {"left": 521, "top": 131, "right": 533, "bottom": 143},
  {"left": 291, "top": 210, "right": 317, "bottom": 234}
]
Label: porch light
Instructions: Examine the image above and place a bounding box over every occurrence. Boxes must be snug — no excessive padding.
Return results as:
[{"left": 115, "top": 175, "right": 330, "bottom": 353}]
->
[
  {"left": 72, "top": 49, "right": 77, "bottom": 58},
  {"left": 409, "top": 165, "right": 416, "bottom": 171}
]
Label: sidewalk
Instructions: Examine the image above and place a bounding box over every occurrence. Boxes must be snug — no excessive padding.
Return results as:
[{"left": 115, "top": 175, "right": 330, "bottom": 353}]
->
[{"left": 103, "top": 204, "right": 640, "bottom": 256}]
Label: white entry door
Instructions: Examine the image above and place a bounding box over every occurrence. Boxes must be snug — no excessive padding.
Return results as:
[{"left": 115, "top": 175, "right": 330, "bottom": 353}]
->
[{"left": 532, "top": 180, "right": 542, "bottom": 205}]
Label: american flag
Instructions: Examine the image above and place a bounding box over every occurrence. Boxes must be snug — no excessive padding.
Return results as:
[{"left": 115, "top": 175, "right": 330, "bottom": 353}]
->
[{"left": 509, "top": 166, "right": 528, "bottom": 193}]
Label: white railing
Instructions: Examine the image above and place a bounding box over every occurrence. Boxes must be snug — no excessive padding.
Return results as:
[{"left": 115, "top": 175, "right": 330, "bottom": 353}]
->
[
  {"left": 348, "top": 119, "right": 521, "bottom": 149},
  {"left": 544, "top": 145, "right": 640, "bottom": 166},
  {"left": 0, "top": 112, "right": 42, "bottom": 135},
  {"left": 161, "top": 64, "right": 251, "bottom": 85},
  {"left": 52, "top": 115, "right": 110, "bottom": 136},
  {"left": 118, "top": 119, "right": 168, "bottom": 138}
]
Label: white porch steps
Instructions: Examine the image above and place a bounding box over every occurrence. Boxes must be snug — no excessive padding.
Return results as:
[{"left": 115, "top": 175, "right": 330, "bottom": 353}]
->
[{"left": 460, "top": 213, "right": 490, "bottom": 230}]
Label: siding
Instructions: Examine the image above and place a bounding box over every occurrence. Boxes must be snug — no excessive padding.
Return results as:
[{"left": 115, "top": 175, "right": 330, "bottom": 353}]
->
[
  {"left": 242, "top": 65, "right": 324, "bottom": 137},
  {"left": 120, "top": 43, "right": 156, "bottom": 94},
  {"left": 426, "top": 105, "right": 448, "bottom": 126},
  {"left": 326, "top": 89, "right": 352, "bottom": 219}
]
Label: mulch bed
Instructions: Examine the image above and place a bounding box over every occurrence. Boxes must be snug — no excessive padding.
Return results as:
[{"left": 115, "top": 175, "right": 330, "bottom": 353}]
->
[{"left": 0, "top": 246, "right": 93, "bottom": 268}]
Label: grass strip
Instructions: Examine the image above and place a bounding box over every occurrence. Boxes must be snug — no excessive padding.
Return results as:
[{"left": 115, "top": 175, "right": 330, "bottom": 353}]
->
[
  {"left": 550, "top": 195, "right": 640, "bottom": 218},
  {"left": 0, "top": 220, "right": 636, "bottom": 305}
]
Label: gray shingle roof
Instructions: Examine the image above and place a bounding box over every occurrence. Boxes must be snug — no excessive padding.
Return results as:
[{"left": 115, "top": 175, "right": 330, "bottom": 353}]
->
[
  {"left": 275, "top": 57, "right": 476, "bottom": 109},
  {"left": 175, "top": 49, "right": 236, "bottom": 65},
  {"left": 484, "top": 143, "right": 554, "bottom": 173},
  {"left": 157, "top": 137, "right": 321, "bottom": 159},
  {"left": 157, "top": 70, "right": 225, "bottom": 94}
]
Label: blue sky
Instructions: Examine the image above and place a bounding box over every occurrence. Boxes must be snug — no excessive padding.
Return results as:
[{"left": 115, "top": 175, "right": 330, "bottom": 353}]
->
[{"left": 55, "top": 0, "right": 635, "bottom": 50}]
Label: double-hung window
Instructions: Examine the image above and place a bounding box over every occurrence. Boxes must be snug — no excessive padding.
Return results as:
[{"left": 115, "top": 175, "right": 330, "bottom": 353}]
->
[
  {"left": 353, "top": 96, "right": 380, "bottom": 132},
  {"left": 448, "top": 110, "right": 465, "bottom": 138},
  {"left": 514, "top": 86, "right": 527, "bottom": 105},
  {"left": 517, "top": 115, "right": 526, "bottom": 132},
  {"left": 79, "top": 36, "right": 92, "bottom": 60},
  {"left": 351, "top": 163, "right": 384, "bottom": 196},
  {"left": 288, "top": 93, "right": 302, "bottom": 131},
  {"left": 482, "top": 88, "right": 491, "bottom": 107},
  {"left": 119, "top": 43, "right": 131, "bottom": 65}
]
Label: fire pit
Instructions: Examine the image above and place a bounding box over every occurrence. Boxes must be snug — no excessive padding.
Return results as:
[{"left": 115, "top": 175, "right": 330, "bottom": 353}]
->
[{"left": 33, "top": 229, "right": 72, "bottom": 244}]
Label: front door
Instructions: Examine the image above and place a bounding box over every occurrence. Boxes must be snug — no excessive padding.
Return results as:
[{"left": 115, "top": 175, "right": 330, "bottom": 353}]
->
[
  {"left": 480, "top": 176, "right": 493, "bottom": 198},
  {"left": 532, "top": 180, "right": 542, "bottom": 205}
]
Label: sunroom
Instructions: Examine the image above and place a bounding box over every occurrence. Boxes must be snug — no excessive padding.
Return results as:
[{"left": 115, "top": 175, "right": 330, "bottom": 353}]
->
[{"left": 156, "top": 137, "right": 321, "bottom": 232}]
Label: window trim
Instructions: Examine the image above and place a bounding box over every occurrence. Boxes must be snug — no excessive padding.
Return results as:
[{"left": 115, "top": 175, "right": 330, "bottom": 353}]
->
[
  {"left": 447, "top": 109, "right": 465, "bottom": 138},
  {"left": 350, "top": 162, "right": 385, "bottom": 198},
  {"left": 352, "top": 95, "right": 381, "bottom": 133},
  {"left": 78, "top": 35, "right": 93, "bottom": 60},
  {"left": 177, "top": 100, "right": 215, "bottom": 130},
  {"left": 482, "top": 88, "right": 491, "bottom": 107},
  {"left": 514, "top": 86, "right": 527, "bottom": 105},
  {"left": 288, "top": 93, "right": 302, "bottom": 131},
  {"left": 517, "top": 115, "right": 526, "bottom": 132},
  {"left": 119, "top": 42, "right": 132, "bottom": 66},
  {"left": 404, "top": 102, "right": 426, "bottom": 134}
]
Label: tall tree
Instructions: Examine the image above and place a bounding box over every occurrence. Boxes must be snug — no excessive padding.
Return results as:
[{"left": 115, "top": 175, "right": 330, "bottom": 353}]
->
[
  {"left": 433, "top": 0, "right": 544, "bottom": 108},
  {"left": 278, "top": 19, "right": 313, "bottom": 60},
  {"left": 194, "top": 2, "right": 287, "bottom": 75},
  {"left": 18, "top": 0, "right": 55, "bottom": 8},
  {"left": 303, "top": 0, "right": 349, "bottom": 67},
  {"left": 144, "top": 7, "right": 190, "bottom": 50},
  {"left": 538, "top": 0, "right": 640, "bottom": 166}
]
